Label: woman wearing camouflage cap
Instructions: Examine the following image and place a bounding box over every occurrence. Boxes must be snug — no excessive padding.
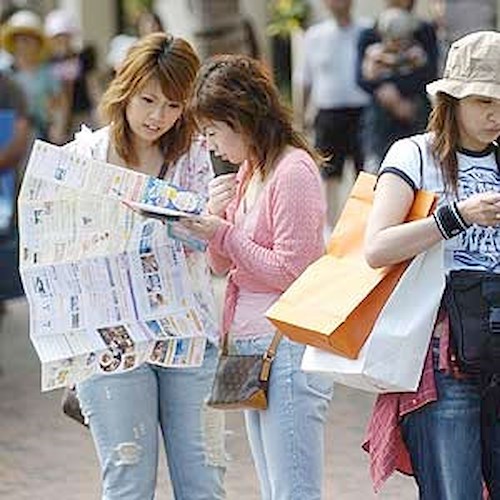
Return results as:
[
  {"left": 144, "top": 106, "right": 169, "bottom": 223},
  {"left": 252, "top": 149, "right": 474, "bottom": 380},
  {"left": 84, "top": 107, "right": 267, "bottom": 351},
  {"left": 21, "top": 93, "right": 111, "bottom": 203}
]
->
[{"left": 363, "top": 31, "right": 500, "bottom": 499}]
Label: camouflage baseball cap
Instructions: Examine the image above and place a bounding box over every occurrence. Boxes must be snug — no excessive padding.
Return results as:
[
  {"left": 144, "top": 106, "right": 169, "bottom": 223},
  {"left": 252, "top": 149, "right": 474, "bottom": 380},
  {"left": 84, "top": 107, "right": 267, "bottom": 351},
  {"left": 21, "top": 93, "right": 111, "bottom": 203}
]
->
[{"left": 427, "top": 31, "right": 500, "bottom": 100}]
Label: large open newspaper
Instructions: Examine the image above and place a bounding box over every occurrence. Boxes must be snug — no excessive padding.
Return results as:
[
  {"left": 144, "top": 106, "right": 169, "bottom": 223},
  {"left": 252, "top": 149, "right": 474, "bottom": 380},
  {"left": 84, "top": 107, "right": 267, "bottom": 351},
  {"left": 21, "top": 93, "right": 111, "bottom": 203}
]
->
[{"left": 19, "top": 140, "right": 209, "bottom": 391}]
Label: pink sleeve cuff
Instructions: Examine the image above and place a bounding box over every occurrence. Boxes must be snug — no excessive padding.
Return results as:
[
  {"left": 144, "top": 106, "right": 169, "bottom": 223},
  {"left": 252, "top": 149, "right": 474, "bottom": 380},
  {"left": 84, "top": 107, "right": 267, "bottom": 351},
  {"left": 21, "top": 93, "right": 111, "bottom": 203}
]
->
[{"left": 209, "top": 223, "right": 231, "bottom": 253}]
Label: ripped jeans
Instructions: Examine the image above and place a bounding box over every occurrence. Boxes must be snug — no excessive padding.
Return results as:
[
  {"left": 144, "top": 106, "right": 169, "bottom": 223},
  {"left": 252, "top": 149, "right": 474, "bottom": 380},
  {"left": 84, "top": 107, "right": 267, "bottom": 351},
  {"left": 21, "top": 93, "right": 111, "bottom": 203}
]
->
[
  {"left": 234, "top": 335, "right": 334, "bottom": 500},
  {"left": 77, "top": 342, "right": 225, "bottom": 500}
]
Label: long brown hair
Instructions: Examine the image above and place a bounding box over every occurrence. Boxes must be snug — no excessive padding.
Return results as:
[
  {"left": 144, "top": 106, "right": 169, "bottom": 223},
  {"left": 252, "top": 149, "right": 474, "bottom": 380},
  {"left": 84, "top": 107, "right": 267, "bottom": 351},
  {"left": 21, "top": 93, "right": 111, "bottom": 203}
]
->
[
  {"left": 427, "top": 92, "right": 461, "bottom": 193},
  {"left": 99, "top": 32, "right": 200, "bottom": 167},
  {"left": 189, "top": 54, "right": 321, "bottom": 178}
]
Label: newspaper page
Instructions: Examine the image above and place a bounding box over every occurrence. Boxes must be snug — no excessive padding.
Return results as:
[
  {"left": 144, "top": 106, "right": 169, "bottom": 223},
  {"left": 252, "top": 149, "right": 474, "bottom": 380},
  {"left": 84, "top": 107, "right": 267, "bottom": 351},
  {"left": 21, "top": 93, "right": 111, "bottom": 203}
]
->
[{"left": 18, "top": 140, "right": 209, "bottom": 391}]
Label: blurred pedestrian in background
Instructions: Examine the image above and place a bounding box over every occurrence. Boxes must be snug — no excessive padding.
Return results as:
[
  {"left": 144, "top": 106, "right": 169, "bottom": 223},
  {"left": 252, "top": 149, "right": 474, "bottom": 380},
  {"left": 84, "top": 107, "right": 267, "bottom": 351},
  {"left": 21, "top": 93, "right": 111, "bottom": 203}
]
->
[
  {"left": 362, "top": 8, "right": 428, "bottom": 81},
  {"left": 0, "top": 67, "right": 30, "bottom": 335},
  {"left": 357, "top": 0, "right": 438, "bottom": 172},
  {"left": 45, "top": 9, "right": 100, "bottom": 141},
  {"left": 297, "top": 0, "right": 369, "bottom": 180},
  {"left": 0, "top": 71, "right": 29, "bottom": 237},
  {"left": 1, "top": 9, "right": 66, "bottom": 143}
]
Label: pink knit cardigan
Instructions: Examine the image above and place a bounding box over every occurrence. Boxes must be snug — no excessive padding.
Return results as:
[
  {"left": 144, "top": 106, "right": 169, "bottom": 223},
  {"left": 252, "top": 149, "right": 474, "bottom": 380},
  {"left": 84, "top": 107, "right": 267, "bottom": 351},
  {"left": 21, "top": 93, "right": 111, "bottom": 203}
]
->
[{"left": 207, "top": 148, "right": 326, "bottom": 338}]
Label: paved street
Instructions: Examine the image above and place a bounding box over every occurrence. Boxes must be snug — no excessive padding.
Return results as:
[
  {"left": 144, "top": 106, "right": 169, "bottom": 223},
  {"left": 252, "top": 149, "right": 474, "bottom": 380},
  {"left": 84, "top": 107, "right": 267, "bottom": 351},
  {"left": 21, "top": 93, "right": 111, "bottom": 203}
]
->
[{"left": 0, "top": 295, "right": 416, "bottom": 500}]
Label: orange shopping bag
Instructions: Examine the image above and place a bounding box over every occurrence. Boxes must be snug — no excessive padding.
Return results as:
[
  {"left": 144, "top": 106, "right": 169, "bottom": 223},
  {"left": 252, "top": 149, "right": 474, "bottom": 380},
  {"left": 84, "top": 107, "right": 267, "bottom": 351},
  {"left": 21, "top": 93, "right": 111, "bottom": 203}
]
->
[{"left": 265, "top": 172, "right": 435, "bottom": 358}]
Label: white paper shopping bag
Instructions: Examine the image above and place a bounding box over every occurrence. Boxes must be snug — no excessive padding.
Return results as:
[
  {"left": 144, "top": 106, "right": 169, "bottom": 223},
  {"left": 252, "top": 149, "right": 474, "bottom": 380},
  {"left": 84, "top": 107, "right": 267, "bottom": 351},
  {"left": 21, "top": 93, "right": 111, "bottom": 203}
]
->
[{"left": 301, "top": 243, "right": 445, "bottom": 393}]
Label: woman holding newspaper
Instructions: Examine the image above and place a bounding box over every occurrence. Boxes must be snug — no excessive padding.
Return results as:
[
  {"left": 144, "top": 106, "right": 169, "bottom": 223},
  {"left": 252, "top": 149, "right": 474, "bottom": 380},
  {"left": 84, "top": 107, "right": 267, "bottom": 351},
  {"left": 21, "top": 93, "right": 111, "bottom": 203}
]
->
[
  {"left": 70, "top": 34, "right": 225, "bottom": 500},
  {"left": 363, "top": 32, "right": 500, "bottom": 499},
  {"left": 183, "top": 55, "right": 334, "bottom": 500}
]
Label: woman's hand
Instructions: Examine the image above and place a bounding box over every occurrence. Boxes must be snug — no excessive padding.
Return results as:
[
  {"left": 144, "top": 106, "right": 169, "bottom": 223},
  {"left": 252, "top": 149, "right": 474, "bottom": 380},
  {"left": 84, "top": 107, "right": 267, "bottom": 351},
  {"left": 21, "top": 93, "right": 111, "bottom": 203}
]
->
[
  {"left": 457, "top": 192, "right": 500, "bottom": 227},
  {"left": 207, "top": 173, "right": 237, "bottom": 216},
  {"left": 180, "top": 214, "right": 229, "bottom": 241}
]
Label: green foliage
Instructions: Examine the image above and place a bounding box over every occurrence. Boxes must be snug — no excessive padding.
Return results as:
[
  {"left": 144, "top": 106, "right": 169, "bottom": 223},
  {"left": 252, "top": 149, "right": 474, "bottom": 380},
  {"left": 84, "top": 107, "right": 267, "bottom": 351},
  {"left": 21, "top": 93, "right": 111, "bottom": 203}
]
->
[{"left": 267, "top": 0, "right": 309, "bottom": 38}]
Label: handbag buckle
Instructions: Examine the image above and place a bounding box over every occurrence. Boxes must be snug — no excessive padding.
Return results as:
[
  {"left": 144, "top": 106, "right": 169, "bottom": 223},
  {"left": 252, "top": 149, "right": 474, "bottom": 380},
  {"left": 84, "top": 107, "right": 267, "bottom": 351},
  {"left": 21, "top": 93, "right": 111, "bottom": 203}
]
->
[{"left": 262, "top": 351, "right": 275, "bottom": 362}]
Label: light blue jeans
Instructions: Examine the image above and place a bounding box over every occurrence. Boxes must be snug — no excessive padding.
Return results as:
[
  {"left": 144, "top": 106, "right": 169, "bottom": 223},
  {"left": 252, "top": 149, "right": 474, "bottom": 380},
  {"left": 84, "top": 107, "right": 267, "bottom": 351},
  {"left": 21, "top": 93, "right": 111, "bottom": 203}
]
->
[
  {"left": 77, "top": 342, "right": 225, "bottom": 500},
  {"left": 234, "top": 335, "right": 334, "bottom": 500}
]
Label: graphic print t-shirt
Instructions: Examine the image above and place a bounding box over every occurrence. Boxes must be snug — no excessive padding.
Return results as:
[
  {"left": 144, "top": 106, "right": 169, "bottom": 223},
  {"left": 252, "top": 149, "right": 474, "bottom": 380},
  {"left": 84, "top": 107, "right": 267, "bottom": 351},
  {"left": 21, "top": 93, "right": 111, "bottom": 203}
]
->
[{"left": 380, "top": 133, "right": 500, "bottom": 273}]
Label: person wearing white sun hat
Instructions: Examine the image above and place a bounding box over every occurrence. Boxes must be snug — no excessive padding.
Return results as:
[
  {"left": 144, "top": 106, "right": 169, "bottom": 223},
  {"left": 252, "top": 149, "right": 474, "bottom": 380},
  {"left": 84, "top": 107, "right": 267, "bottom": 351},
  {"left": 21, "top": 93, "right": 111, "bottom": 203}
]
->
[
  {"left": 44, "top": 8, "right": 79, "bottom": 40},
  {"left": 363, "top": 30, "right": 500, "bottom": 499},
  {"left": 44, "top": 9, "right": 100, "bottom": 140}
]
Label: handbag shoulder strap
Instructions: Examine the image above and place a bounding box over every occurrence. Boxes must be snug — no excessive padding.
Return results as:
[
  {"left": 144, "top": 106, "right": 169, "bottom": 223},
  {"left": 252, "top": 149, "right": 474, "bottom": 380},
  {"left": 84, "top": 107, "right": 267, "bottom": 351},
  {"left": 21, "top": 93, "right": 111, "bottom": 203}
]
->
[
  {"left": 221, "top": 330, "right": 231, "bottom": 355},
  {"left": 260, "top": 331, "right": 283, "bottom": 382}
]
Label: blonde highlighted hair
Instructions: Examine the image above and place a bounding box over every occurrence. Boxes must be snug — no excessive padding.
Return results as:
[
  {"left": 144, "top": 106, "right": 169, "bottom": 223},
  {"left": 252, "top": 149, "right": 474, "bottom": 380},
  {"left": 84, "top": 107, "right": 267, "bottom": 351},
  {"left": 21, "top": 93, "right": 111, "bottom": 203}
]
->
[{"left": 100, "top": 32, "right": 200, "bottom": 167}]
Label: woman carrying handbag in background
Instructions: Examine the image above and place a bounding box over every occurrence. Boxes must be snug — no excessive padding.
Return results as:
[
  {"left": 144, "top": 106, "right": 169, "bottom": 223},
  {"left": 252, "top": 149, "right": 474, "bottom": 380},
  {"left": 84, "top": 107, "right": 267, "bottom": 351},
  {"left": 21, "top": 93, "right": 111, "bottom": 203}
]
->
[
  {"left": 183, "top": 55, "right": 334, "bottom": 500},
  {"left": 363, "top": 31, "right": 500, "bottom": 499}
]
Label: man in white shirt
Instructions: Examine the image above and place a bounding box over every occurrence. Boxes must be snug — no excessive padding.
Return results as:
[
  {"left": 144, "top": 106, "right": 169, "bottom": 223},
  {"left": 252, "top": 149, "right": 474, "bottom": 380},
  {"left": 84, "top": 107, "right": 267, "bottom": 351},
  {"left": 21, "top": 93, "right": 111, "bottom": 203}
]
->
[{"left": 298, "top": 0, "right": 370, "bottom": 178}]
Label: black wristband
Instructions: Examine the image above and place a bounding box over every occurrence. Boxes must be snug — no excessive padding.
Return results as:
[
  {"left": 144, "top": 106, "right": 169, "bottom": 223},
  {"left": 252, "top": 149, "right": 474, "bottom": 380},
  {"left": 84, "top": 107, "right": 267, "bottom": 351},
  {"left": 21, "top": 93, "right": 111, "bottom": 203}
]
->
[
  {"left": 450, "top": 201, "right": 471, "bottom": 231},
  {"left": 433, "top": 203, "right": 468, "bottom": 239},
  {"left": 433, "top": 211, "right": 448, "bottom": 239}
]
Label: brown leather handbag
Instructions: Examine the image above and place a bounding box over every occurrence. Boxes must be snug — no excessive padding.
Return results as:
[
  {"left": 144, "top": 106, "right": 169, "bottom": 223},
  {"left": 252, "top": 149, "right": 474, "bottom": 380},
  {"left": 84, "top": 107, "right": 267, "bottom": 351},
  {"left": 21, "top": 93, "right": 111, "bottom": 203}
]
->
[{"left": 207, "top": 332, "right": 282, "bottom": 410}]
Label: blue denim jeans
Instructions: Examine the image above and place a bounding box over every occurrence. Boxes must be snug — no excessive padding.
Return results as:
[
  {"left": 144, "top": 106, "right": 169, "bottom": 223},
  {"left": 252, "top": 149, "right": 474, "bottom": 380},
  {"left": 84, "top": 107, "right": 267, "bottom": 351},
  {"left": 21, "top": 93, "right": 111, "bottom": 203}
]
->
[
  {"left": 233, "top": 335, "right": 334, "bottom": 500},
  {"left": 77, "top": 342, "right": 225, "bottom": 500},
  {"left": 401, "top": 340, "right": 500, "bottom": 500}
]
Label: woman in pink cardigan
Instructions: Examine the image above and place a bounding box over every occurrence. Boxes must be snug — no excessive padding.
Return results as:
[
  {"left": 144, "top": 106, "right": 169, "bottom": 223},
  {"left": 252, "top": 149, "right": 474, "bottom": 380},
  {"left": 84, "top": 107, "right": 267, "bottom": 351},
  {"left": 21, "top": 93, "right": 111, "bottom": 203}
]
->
[{"left": 184, "top": 55, "right": 334, "bottom": 500}]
